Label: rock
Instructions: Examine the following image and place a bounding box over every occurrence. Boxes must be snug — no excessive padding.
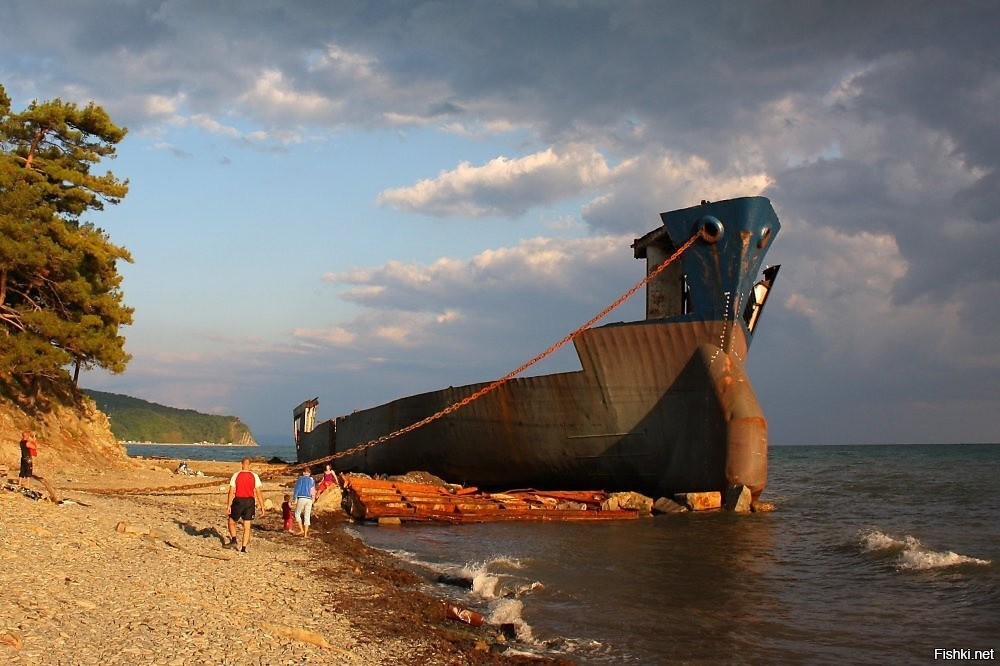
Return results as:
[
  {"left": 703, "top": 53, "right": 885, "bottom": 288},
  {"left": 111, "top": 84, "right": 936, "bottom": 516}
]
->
[
  {"left": 435, "top": 573, "right": 474, "bottom": 589},
  {"left": 262, "top": 624, "right": 330, "bottom": 649},
  {"left": 378, "top": 517, "right": 402, "bottom": 526},
  {"left": 312, "top": 485, "right": 343, "bottom": 514},
  {"left": 262, "top": 497, "right": 275, "bottom": 510},
  {"left": 674, "top": 491, "right": 722, "bottom": 511},
  {"left": 602, "top": 491, "right": 654, "bottom": 513},
  {"left": 115, "top": 522, "right": 160, "bottom": 538},
  {"left": 652, "top": 497, "right": 688, "bottom": 514},
  {"left": 724, "top": 485, "right": 752, "bottom": 512}
]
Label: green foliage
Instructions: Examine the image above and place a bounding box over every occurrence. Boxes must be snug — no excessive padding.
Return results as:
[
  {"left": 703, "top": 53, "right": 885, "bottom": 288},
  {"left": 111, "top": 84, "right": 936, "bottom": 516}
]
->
[
  {"left": 0, "top": 83, "right": 133, "bottom": 389},
  {"left": 84, "top": 389, "right": 257, "bottom": 445}
]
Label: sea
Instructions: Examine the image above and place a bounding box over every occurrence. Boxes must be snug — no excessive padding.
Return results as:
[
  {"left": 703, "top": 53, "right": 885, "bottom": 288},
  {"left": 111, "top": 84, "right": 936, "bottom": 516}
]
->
[{"left": 128, "top": 442, "right": 999, "bottom": 664}]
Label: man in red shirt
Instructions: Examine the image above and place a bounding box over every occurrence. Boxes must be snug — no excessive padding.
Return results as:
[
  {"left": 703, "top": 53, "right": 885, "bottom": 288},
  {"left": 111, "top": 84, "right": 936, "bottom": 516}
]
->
[
  {"left": 18, "top": 430, "right": 38, "bottom": 490},
  {"left": 225, "top": 458, "right": 266, "bottom": 553}
]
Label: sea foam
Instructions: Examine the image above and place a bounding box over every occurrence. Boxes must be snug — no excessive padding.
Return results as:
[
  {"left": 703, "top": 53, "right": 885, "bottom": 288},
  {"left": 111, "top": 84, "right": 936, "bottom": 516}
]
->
[
  {"left": 488, "top": 598, "right": 536, "bottom": 643},
  {"left": 458, "top": 556, "right": 541, "bottom": 599},
  {"left": 859, "top": 529, "right": 991, "bottom": 570}
]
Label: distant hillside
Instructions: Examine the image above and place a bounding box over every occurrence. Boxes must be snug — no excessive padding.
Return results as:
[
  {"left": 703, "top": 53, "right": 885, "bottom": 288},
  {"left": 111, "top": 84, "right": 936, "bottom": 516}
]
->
[{"left": 83, "top": 389, "right": 256, "bottom": 445}]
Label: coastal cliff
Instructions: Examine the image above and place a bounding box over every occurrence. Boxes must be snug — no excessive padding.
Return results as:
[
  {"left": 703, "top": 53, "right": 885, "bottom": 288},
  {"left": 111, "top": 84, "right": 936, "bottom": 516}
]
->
[{"left": 0, "top": 393, "right": 130, "bottom": 474}]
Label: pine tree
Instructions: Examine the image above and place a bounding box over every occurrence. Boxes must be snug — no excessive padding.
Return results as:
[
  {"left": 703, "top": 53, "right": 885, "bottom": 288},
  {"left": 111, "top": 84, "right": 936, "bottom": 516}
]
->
[{"left": 0, "top": 84, "right": 133, "bottom": 391}]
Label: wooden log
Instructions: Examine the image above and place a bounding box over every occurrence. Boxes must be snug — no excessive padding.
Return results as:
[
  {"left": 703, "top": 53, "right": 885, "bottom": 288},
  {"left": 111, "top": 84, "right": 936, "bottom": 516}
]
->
[{"left": 33, "top": 474, "right": 60, "bottom": 503}]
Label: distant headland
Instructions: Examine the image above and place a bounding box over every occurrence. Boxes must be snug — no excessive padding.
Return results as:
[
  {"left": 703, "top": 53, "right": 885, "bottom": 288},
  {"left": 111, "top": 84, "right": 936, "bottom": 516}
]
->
[{"left": 83, "top": 389, "right": 256, "bottom": 447}]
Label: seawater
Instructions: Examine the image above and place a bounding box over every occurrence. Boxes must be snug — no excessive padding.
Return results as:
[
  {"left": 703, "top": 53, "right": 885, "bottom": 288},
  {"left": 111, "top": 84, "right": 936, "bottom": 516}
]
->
[
  {"left": 126, "top": 443, "right": 296, "bottom": 464},
  {"left": 348, "top": 444, "right": 1000, "bottom": 664},
  {"left": 125, "top": 442, "right": 999, "bottom": 663}
]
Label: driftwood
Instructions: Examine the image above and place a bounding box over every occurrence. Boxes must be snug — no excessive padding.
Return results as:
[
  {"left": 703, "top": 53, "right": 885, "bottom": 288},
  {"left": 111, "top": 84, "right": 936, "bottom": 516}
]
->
[{"left": 33, "top": 475, "right": 60, "bottom": 503}]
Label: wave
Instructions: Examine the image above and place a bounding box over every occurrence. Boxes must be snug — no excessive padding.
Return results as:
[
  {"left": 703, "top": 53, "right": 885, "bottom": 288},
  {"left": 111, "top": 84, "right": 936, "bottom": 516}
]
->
[
  {"left": 456, "top": 556, "right": 542, "bottom": 600},
  {"left": 858, "top": 529, "right": 991, "bottom": 571}
]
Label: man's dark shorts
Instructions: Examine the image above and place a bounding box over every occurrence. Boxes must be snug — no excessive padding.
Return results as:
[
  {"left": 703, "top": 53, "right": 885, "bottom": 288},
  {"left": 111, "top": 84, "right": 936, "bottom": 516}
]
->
[
  {"left": 19, "top": 457, "right": 33, "bottom": 479},
  {"left": 230, "top": 497, "right": 256, "bottom": 521}
]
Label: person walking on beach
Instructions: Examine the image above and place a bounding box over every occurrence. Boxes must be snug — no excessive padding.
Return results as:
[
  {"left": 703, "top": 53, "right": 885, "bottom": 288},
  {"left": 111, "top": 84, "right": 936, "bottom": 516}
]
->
[
  {"left": 226, "top": 458, "right": 265, "bottom": 553},
  {"left": 292, "top": 468, "right": 317, "bottom": 538},
  {"left": 18, "top": 430, "right": 38, "bottom": 490}
]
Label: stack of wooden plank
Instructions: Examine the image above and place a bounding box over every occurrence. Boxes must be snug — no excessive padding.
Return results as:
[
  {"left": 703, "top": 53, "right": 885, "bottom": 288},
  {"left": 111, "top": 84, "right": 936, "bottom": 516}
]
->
[{"left": 342, "top": 476, "right": 640, "bottom": 523}]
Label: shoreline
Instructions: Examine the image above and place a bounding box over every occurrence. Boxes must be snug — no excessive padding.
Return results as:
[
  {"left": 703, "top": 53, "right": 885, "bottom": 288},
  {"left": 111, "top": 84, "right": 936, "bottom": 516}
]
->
[
  {"left": 124, "top": 443, "right": 260, "bottom": 447},
  {"left": 1, "top": 455, "right": 564, "bottom": 664}
]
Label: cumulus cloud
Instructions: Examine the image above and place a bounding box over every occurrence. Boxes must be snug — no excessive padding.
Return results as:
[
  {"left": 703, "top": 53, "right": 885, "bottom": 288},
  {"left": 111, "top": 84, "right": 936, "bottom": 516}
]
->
[
  {"left": 326, "top": 234, "right": 632, "bottom": 310},
  {"left": 582, "top": 151, "right": 772, "bottom": 233},
  {"left": 294, "top": 233, "right": 644, "bottom": 399},
  {"left": 376, "top": 145, "right": 617, "bottom": 218}
]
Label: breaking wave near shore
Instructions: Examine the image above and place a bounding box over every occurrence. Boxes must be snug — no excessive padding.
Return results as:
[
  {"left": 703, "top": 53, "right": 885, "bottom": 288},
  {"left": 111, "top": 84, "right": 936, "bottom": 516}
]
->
[
  {"left": 858, "top": 528, "right": 991, "bottom": 571},
  {"left": 345, "top": 533, "right": 604, "bottom": 659}
]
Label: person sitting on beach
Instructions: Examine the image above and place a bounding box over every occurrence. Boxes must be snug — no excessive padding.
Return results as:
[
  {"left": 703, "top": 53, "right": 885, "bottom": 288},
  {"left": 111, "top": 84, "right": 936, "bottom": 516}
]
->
[
  {"left": 225, "top": 458, "right": 266, "bottom": 553},
  {"left": 292, "top": 468, "right": 317, "bottom": 538},
  {"left": 18, "top": 430, "right": 37, "bottom": 490},
  {"left": 317, "top": 464, "right": 338, "bottom": 494},
  {"left": 281, "top": 493, "right": 295, "bottom": 532}
]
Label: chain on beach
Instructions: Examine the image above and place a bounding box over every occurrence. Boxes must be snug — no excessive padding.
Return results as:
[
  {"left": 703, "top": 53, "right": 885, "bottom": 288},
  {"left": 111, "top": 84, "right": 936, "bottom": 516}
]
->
[{"left": 76, "top": 231, "right": 700, "bottom": 497}]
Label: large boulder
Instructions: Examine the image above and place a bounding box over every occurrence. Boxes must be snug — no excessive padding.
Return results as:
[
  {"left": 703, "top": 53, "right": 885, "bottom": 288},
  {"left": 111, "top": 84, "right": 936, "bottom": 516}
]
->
[
  {"left": 675, "top": 491, "right": 722, "bottom": 511},
  {"left": 724, "top": 485, "right": 752, "bottom": 512},
  {"left": 652, "top": 497, "right": 688, "bottom": 514},
  {"left": 312, "top": 484, "right": 344, "bottom": 514},
  {"left": 601, "top": 491, "right": 654, "bottom": 514}
]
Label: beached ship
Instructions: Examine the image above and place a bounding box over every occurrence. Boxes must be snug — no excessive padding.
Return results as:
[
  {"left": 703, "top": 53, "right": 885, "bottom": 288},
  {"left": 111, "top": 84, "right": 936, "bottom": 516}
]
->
[{"left": 295, "top": 196, "right": 780, "bottom": 500}]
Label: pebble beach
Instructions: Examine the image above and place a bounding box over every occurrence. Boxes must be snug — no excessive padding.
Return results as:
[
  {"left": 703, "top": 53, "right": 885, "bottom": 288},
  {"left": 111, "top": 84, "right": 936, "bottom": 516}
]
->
[{"left": 0, "top": 458, "right": 554, "bottom": 665}]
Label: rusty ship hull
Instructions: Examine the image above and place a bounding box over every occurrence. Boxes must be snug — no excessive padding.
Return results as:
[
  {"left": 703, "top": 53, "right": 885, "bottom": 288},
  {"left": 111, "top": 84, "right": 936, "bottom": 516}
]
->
[{"left": 296, "top": 196, "right": 780, "bottom": 500}]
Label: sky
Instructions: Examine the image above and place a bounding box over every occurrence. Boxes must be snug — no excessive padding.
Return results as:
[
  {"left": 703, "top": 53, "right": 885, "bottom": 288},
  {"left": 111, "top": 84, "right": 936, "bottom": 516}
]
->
[{"left": 2, "top": 1, "right": 998, "bottom": 446}]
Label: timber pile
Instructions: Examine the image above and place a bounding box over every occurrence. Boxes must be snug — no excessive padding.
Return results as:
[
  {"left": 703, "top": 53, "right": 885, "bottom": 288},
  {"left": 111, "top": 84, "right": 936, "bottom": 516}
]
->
[{"left": 342, "top": 476, "right": 640, "bottom": 523}]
